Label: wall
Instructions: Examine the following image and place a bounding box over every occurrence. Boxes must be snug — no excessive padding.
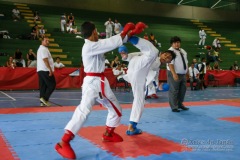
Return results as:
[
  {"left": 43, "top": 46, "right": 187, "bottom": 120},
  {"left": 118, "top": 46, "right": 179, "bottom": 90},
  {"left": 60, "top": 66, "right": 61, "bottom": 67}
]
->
[{"left": 2, "top": 0, "right": 240, "bottom": 22}]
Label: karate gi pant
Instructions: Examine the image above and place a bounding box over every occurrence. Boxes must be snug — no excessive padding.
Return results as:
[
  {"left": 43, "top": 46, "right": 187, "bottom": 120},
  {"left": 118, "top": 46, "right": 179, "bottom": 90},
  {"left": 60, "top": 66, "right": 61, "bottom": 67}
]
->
[
  {"left": 65, "top": 76, "right": 122, "bottom": 135},
  {"left": 127, "top": 38, "right": 158, "bottom": 123}
]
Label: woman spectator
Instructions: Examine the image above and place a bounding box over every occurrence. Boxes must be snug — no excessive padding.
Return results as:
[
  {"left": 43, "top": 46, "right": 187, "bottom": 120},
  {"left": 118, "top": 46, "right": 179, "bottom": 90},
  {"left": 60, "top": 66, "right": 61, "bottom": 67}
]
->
[
  {"left": 213, "top": 62, "right": 220, "bottom": 70},
  {"left": 39, "top": 26, "right": 45, "bottom": 38},
  {"left": 26, "top": 49, "right": 37, "bottom": 67},
  {"left": 110, "top": 55, "right": 120, "bottom": 68},
  {"left": 6, "top": 56, "right": 16, "bottom": 68},
  {"left": 206, "top": 62, "right": 212, "bottom": 70}
]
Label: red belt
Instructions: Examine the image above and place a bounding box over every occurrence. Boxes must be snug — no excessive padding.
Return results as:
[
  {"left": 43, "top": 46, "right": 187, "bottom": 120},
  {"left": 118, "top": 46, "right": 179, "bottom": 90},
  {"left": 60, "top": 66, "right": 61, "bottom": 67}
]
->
[{"left": 86, "top": 72, "right": 122, "bottom": 117}]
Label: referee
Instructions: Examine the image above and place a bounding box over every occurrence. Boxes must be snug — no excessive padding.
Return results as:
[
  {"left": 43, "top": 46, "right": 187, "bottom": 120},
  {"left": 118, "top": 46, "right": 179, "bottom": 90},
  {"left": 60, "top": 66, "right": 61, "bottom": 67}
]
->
[{"left": 37, "top": 37, "right": 56, "bottom": 106}]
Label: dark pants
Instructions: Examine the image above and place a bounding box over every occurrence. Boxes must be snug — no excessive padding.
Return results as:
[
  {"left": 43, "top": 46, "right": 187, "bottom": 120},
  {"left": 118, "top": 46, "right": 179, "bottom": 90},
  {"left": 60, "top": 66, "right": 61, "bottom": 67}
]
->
[
  {"left": 199, "top": 74, "right": 207, "bottom": 88},
  {"left": 167, "top": 71, "right": 187, "bottom": 110},
  {"left": 118, "top": 78, "right": 129, "bottom": 88},
  {"left": 38, "top": 71, "right": 56, "bottom": 101}
]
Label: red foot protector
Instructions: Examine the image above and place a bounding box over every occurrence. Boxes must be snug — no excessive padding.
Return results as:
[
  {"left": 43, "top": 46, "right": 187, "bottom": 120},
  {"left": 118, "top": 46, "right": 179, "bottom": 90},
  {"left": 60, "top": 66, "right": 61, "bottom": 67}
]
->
[
  {"left": 219, "top": 116, "right": 240, "bottom": 124},
  {"left": 78, "top": 125, "right": 191, "bottom": 158}
]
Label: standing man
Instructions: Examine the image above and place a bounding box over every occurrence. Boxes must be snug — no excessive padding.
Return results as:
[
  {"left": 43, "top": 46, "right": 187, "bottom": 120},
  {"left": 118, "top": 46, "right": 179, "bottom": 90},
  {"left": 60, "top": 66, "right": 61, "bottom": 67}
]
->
[
  {"left": 118, "top": 27, "right": 175, "bottom": 135},
  {"left": 167, "top": 36, "right": 189, "bottom": 112},
  {"left": 104, "top": 18, "right": 114, "bottom": 38},
  {"left": 55, "top": 21, "right": 142, "bottom": 159},
  {"left": 60, "top": 13, "right": 66, "bottom": 32},
  {"left": 37, "top": 37, "right": 56, "bottom": 106},
  {"left": 114, "top": 19, "right": 122, "bottom": 35},
  {"left": 198, "top": 29, "right": 206, "bottom": 49}
]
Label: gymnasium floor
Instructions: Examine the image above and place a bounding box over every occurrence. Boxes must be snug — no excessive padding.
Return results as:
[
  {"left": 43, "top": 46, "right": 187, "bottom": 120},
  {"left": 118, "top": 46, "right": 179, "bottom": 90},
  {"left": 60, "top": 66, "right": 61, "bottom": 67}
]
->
[{"left": 0, "top": 87, "right": 240, "bottom": 160}]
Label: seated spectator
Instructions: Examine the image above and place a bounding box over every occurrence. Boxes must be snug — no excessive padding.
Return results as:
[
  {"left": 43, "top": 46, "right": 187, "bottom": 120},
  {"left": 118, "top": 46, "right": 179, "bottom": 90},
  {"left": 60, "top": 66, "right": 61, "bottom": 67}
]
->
[
  {"left": 213, "top": 62, "right": 220, "bottom": 70},
  {"left": 104, "top": 55, "right": 111, "bottom": 68},
  {"left": 12, "top": 8, "right": 20, "bottom": 21},
  {"left": 14, "top": 49, "right": 26, "bottom": 67},
  {"left": 54, "top": 57, "right": 65, "bottom": 68},
  {"left": 205, "top": 45, "right": 215, "bottom": 63},
  {"left": 149, "top": 33, "right": 156, "bottom": 46},
  {"left": 26, "top": 49, "right": 37, "bottom": 67},
  {"left": 188, "top": 62, "right": 200, "bottom": 90},
  {"left": 68, "top": 13, "right": 75, "bottom": 26},
  {"left": 31, "top": 24, "right": 39, "bottom": 40},
  {"left": 143, "top": 33, "right": 149, "bottom": 40},
  {"left": 110, "top": 55, "right": 121, "bottom": 68},
  {"left": 229, "top": 61, "right": 239, "bottom": 70},
  {"left": 6, "top": 56, "right": 16, "bottom": 68},
  {"left": 39, "top": 26, "right": 45, "bottom": 38},
  {"left": 213, "top": 48, "right": 223, "bottom": 62},
  {"left": 113, "top": 64, "right": 129, "bottom": 90},
  {"left": 33, "top": 10, "right": 41, "bottom": 23},
  {"left": 67, "top": 25, "right": 78, "bottom": 34},
  {"left": 212, "top": 38, "right": 221, "bottom": 50},
  {"left": 206, "top": 62, "right": 212, "bottom": 70}
]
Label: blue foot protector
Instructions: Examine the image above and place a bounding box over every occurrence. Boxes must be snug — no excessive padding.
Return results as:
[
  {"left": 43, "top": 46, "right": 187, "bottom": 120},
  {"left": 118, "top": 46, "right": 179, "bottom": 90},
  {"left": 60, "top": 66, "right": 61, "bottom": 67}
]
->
[
  {"left": 126, "top": 128, "right": 142, "bottom": 135},
  {"left": 126, "top": 121, "right": 142, "bottom": 135}
]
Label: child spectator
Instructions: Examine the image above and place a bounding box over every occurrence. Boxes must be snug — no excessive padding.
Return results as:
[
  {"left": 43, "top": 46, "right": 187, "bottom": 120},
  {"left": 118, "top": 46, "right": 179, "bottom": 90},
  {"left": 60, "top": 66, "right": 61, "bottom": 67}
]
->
[{"left": 54, "top": 57, "right": 65, "bottom": 68}]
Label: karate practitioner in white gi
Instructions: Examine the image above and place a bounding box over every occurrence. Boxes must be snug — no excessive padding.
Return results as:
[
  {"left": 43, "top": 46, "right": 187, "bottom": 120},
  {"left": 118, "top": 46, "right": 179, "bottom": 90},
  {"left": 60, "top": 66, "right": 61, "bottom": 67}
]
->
[
  {"left": 198, "top": 29, "right": 206, "bottom": 48},
  {"left": 55, "top": 21, "right": 147, "bottom": 159},
  {"left": 119, "top": 39, "right": 175, "bottom": 135}
]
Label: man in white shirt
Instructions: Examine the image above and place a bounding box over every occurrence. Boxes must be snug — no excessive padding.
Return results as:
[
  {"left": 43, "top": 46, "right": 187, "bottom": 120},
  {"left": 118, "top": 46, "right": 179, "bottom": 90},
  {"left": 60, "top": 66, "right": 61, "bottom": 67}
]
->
[
  {"left": 113, "top": 64, "right": 129, "bottom": 89},
  {"left": 212, "top": 38, "right": 221, "bottom": 50},
  {"left": 198, "top": 29, "right": 206, "bottom": 49},
  {"left": 12, "top": 8, "right": 20, "bottom": 21},
  {"left": 167, "top": 36, "right": 189, "bottom": 112},
  {"left": 189, "top": 62, "right": 200, "bottom": 90},
  {"left": 104, "top": 18, "right": 114, "bottom": 38},
  {"left": 37, "top": 37, "right": 56, "bottom": 106},
  {"left": 55, "top": 21, "right": 144, "bottom": 159},
  {"left": 114, "top": 19, "right": 122, "bottom": 34},
  {"left": 54, "top": 57, "right": 65, "bottom": 68}
]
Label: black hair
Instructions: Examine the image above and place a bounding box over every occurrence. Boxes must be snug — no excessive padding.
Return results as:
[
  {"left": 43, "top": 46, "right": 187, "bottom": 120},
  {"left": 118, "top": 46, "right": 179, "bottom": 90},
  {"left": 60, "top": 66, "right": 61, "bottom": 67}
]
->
[
  {"left": 163, "top": 50, "right": 176, "bottom": 60},
  {"left": 170, "top": 36, "right": 181, "bottom": 44},
  {"left": 81, "top": 21, "right": 95, "bottom": 39}
]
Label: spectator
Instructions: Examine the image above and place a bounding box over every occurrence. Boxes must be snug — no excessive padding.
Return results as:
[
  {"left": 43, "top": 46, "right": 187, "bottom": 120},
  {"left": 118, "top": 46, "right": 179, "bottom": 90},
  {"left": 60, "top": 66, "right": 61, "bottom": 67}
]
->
[
  {"left": 143, "top": 33, "right": 149, "bottom": 40},
  {"left": 149, "top": 33, "right": 156, "bottom": 46},
  {"left": 68, "top": 13, "right": 75, "bottom": 26},
  {"left": 213, "top": 48, "right": 223, "bottom": 62},
  {"left": 31, "top": 24, "right": 39, "bottom": 40},
  {"left": 39, "top": 26, "right": 45, "bottom": 38},
  {"left": 110, "top": 55, "right": 120, "bottom": 68},
  {"left": 6, "top": 56, "right": 16, "bottom": 68},
  {"left": 188, "top": 62, "right": 200, "bottom": 90},
  {"left": 104, "top": 55, "right": 111, "bottom": 68},
  {"left": 14, "top": 49, "right": 26, "bottom": 67},
  {"left": 60, "top": 13, "right": 67, "bottom": 32},
  {"left": 54, "top": 57, "right": 65, "bottom": 68},
  {"left": 113, "top": 64, "right": 129, "bottom": 90},
  {"left": 197, "top": 57, "right": 207, "bottom": 89},
  {"left": 33, "top": 10, "right": 41, "bottom": 23},
  {"left": 213, "top": 62, "right": 220, "bottom": 70},
  {"left": 229, "top": 61, "right": 239, "bottom": 70},
  {"left": 104, "top": 18, "right": 114, "bottom": 38},
  {"left": 114, "top": 19, "right": 122, "bottom": 34},
  {"left": 212, "top": 38, "right": 221, "bottom": 50},
  {"left": 26, "top": 49, "right": 37, "bottom": 67},
  {"left": 206, "top": 62, "right": 212, "bottom": 70},
  {"left": 205, "top": 45, "right": 215, "bottom": 63},
  {"left": 12, "top": 8, "right": 20, "bottom": 21},
  {"left": 198, "top": 29, "right": 206, "bottom": 49}
]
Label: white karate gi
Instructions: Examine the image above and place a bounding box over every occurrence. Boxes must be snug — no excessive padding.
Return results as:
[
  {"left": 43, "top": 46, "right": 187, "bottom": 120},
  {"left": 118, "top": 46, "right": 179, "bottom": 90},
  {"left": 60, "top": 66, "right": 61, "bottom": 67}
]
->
[
  {"left": 65, "top": 35, "right": 123, "bottom": 135},
  {"left": 145, "top": 58, "right": 161, "bottom": 96},
  {"left": 104, "top": 20, "right": 114, "bottom": 38},
  {"left": 198, "top": 30, "right": 206, "bottom": 46},
  {"left": 123, "top": 38, "right": 158, "bottom": 122}
]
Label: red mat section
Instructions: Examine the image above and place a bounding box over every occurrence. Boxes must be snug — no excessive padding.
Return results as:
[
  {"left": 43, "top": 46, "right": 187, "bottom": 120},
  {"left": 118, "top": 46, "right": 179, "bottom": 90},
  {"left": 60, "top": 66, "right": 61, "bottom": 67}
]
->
[
  {"left": 0, "top": 130, "right": 20, "bottom": 160},
  {"left": 219, "top": 116, "right": 240, "bottom": 124},
  {"left": 78, "top": 125, "right": 191, "bottom": 158}
]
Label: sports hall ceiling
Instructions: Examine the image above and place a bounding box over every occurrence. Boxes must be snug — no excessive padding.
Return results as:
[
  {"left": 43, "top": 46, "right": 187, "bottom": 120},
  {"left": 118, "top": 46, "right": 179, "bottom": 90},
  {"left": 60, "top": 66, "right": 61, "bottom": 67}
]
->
[{"left": 141, "top": 0, "right": 240, "bottom": 11}]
